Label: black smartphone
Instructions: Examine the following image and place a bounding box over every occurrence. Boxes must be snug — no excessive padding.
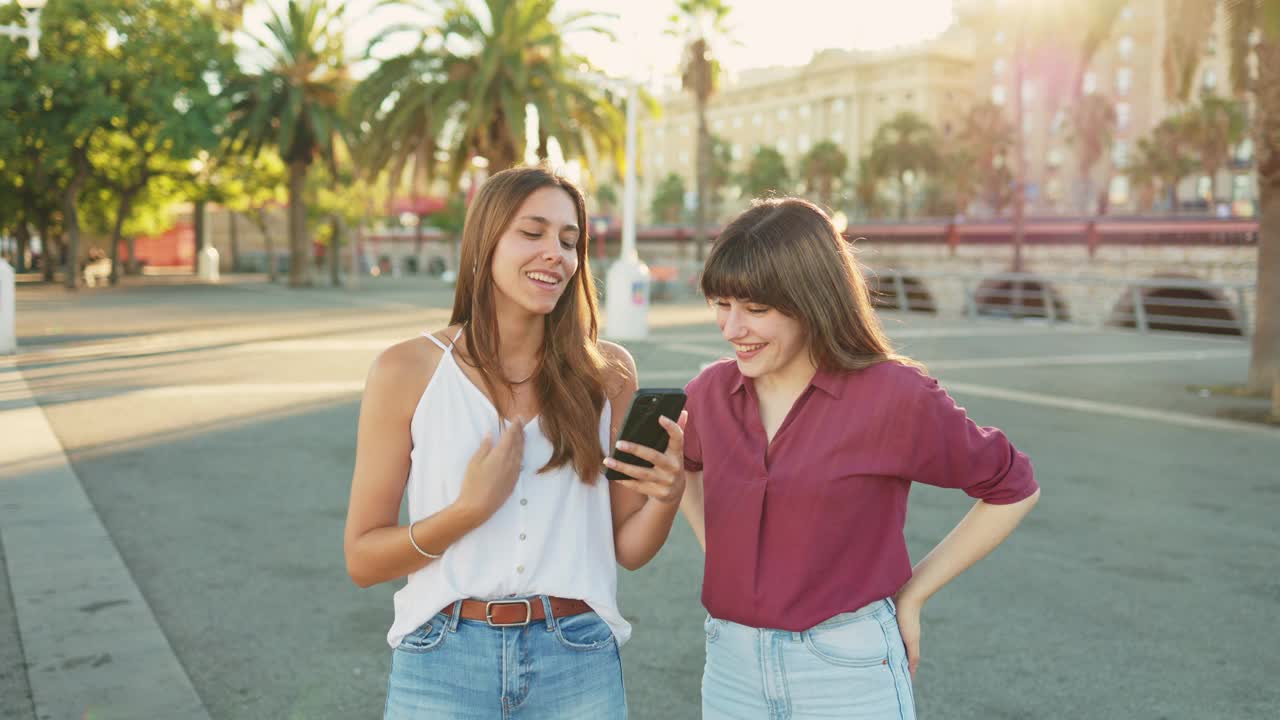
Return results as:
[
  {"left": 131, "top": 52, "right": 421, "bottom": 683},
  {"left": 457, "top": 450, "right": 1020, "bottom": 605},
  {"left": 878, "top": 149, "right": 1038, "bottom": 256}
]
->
[{"left": 605, "top": 388, "right": 687, "bottom": 481}]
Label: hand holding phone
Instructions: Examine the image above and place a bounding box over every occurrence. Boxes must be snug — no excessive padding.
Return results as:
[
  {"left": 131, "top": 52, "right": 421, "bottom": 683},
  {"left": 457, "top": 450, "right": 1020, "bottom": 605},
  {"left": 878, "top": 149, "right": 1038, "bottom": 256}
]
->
[{"left": 604, "top": 389, "right": 687, "bottom": 484}]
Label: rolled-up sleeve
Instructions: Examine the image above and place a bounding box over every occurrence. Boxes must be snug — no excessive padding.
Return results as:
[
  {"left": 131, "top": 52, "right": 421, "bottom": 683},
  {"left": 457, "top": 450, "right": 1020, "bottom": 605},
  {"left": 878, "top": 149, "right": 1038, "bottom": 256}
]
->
[
  {"left": 683, "top": 375, "right": 704, "bottom": 472},
  {"left": 904, "top": 371, "right": 1038, "bottom": 504}
]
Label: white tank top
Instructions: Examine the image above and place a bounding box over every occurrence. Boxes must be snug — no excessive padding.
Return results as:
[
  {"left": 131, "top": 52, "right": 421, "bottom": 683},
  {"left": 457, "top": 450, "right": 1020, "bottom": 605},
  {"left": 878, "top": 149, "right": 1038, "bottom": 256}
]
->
[{"left": 385, "top": 329, "right": 631, "bottom": 648}]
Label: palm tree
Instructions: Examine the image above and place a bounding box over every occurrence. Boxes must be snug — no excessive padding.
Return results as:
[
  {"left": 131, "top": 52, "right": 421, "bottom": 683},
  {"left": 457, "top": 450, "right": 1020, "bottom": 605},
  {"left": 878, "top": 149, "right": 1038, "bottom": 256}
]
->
[
  {"left": 670, "top": 0, "right": 731, "bottom": 261},
  {"left": 707, "top": 134, "right": 734, "bottom": 222},
  {"left": 868, "top": 112, "right": 941, "bottom": 220},
  {"left": 1183, "top": 95, "right": 1249, "bottom": 206},
  {"left": 800, "top": 140, "right": 848, "bottom": 209},
  {"left": 739, "top": 145, "right": 790, "bottom": 200},
  {"left": 1125, "top": 138, "right": 1168, "bottom": 213},
  {"left": 1067, "top": 92, "right": 1117, "bottom": 215},
  {"left": 224, "top": 0, "right": 348, "bottom": 287},
  {"left": 1162, "top": 0, "right": 1278, "bottom": 391},
  {"left": 957, "top": 100, "right": 1015, "bottom": 215},
  {"left": 354, "top": 0, "right": 624, "bottom": 198}
]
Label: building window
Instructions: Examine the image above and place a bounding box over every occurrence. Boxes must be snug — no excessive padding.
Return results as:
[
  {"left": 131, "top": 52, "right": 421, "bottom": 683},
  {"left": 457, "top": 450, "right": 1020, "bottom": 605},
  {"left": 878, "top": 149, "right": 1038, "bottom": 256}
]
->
[
  {"left": 1118, "top": 36, "right": 1134, "bottom": 58},
  {"left": 1116, "top": 102, "right": 1130, "bottom": 131},
  {"left": 1112, "top": 140, "right": 1128, "bottom": 167},
  {"left": 731, "top": 144, "right": 742, "bottom": 160},
  {"left": 733, "top": 116, "right": 743, "bottom": 128},
  {"left": 1233, "top": 174, "right": 1254, "bottom": 201},
  {"left": 1120, "top": 4, "right": 1133, "bottom": 21},
  {"left": 678, "top": 150, "right": 689, "bottom": 164},
  {"left": 993, "top": 57, "right": 1006, "bottom": 75},
  {"left": 1084, "top": 71, "right": 1098, "bottom": 94},
  {"left": 1203, "top": 68, "right": 1218, "bottom": 91},
  {"left": 833, "top": 98, "right": 845, "bottom": 113},
  {"left": 655, "top": 126, "right": 665, "bottom": 139},
  {"left": 832, "top": 130, "right": 844, "bottom": 143},
  {"left": 778, "top": 139, "right": 789, "bottom": 154},
  {"left": 712, "top": 118, "right": 723, "bottom": 131},
  {"left": 1051, "top": 110, "right": 1066, "bottom": 133},
  {"left": 680, "top": 125, "right": 689, "bottom": 137},
  {"left": 1116, "top": 67, "right": 1132, "bottom": 96},
  {"left": 798, "top": 134, "right": 810, "bottom": 152},
  {"left": 753, "top": 113, "right": 762, "bottom": 126},
  {"left": 799, "top": 104, "right": 811, "bottom": 119},
  {"left": 995, "top": 30, "right": 1005, "bottom": 45},
  {"left": 992, "top": 85, "right": 1006, "bottom": 106},
  {"left": 1021, "top": 81, "right": 1035, "bottom": 102},
  {"left": 778, "top": 108, "right": 789, "bottom": 121},
  {"left": 1047, "top": 147, "right": 1064, "bottom": 168}
]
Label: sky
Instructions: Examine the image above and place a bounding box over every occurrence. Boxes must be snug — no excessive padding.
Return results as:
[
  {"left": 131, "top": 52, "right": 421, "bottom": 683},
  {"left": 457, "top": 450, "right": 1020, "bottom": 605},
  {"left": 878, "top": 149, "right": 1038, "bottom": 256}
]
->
[{"left": 241, "top": 0, "right": 958, "bottom": 84}]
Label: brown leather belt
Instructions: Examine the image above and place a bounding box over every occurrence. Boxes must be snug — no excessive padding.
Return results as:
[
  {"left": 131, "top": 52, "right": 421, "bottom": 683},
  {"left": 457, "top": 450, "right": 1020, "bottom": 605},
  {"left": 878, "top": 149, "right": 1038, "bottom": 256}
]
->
[{"left": 443, "top": 596, "right": 593, "bottom": 627}]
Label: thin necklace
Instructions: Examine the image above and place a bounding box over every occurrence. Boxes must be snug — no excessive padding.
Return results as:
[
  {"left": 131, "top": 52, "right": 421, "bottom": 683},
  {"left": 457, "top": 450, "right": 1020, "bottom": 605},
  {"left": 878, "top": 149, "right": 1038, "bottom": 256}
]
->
[{"left": 458, "top": 324, "right": 538, "bottom": 385}]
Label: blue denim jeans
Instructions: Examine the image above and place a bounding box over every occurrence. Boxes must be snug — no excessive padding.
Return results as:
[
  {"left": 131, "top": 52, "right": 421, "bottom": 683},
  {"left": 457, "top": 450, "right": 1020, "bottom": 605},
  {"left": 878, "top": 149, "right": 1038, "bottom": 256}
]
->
[
  {"left": 702, "top": 599, "right": 916, "bottom": 720},
  {"left": 384, "top": 596, "right": 627, "bottom": 719}
]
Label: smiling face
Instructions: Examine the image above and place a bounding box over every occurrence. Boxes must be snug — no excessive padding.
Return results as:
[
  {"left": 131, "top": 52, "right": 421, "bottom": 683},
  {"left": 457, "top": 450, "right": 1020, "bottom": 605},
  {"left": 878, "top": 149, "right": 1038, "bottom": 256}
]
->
[
  {"left": 711, "top": 297, "right": 812, "bottom": 383},
  {"left": 488, "top": 186, "right": 581, "bottom": 318}
]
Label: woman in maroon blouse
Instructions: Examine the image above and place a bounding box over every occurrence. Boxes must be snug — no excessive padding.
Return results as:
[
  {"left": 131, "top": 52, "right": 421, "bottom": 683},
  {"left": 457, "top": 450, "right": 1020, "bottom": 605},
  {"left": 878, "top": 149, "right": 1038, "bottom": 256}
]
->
[{"left": 679, "top": 198, "right": 1041, "bottom": 719}]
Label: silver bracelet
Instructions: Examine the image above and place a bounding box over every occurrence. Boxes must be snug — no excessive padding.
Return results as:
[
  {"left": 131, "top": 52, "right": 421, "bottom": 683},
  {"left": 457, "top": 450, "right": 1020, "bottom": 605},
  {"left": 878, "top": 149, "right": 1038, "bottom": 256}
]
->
[{"left": 408, "top": 519, "right": 443, "bottom": 559}]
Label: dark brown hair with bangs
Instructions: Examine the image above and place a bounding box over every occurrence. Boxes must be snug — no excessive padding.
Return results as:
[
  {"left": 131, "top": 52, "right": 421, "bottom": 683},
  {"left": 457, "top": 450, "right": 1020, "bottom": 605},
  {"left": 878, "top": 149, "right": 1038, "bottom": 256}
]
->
[
  {"left": 701, "top": 197, "right": 918, "bottom": 373},
  {"left": 449, "top": 165, "right": 614, "bottom": 484}
]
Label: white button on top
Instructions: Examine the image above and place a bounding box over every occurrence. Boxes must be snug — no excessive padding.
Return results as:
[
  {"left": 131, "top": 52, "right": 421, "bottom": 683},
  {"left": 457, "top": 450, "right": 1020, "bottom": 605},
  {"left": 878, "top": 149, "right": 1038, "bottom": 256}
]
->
[
  {"left": 519, "top": 533, "right": 527, "bottom": 540},
  {"left": 519, "top": 498, "right": 528, "bottom": 506},
  {"left": 516, "top": 565, "right": 525, "bottom": 573}
]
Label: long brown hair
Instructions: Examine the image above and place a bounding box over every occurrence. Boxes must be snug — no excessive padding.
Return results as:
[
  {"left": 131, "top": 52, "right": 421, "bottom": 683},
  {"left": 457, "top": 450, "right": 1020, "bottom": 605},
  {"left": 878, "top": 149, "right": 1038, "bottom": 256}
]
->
[
  {"left": 701, "top": 197, "right": 920, "bottom": 373},
  {"left": 449, "top": 165, "right": 612, "bottom": 483}
]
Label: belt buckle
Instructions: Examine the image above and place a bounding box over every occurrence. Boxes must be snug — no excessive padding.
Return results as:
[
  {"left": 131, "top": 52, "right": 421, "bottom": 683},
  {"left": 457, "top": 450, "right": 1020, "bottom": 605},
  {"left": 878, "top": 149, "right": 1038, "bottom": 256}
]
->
[{"left": 485, "top": 599, "right": 533, "bottom": 627}]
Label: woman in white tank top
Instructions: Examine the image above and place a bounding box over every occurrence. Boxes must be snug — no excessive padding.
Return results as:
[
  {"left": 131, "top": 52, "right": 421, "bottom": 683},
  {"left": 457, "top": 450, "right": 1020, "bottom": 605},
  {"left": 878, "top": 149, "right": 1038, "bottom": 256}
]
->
[{"left": 343, "top": 166, "right": 689, "bottom": 719}]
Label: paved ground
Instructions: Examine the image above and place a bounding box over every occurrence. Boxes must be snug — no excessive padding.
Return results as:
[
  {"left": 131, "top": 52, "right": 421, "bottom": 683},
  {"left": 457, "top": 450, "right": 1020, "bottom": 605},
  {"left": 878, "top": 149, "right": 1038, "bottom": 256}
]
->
[{"left": 2, "top": 274, "right": 1278, "bottom": 719}]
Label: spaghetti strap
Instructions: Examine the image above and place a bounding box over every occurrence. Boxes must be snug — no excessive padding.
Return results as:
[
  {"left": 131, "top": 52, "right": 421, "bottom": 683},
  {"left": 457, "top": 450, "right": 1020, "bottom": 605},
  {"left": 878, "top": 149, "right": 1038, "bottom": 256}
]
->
[
  {"left": 421, "top": 331, "right": 452, "bottom": 352},
  {"left": 452, "top": 327, "right": 465, "bottom": 342}
]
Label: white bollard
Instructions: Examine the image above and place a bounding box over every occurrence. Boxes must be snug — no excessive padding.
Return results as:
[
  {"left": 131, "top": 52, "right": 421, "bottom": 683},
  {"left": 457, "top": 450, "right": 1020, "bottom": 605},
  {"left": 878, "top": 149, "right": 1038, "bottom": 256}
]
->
[
  {"left": 605, "top": 255, "right": 650, "bottom": 340},
  {"left": 197, "top": 246, "right": 220, "bottom": 283},
  {"left": 1, "top": 258, "right": 15, "bottom": 355}
]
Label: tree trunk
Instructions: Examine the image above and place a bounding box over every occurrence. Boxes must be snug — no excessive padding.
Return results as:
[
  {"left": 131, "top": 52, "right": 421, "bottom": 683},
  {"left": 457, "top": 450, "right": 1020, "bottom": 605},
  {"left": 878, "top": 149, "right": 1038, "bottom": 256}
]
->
[
  {"left": 1247, "top": 42, "right": 1280, "bottom": 392},
  {"left": 109, "top": 191, "right": 135, "bottom": 286},
  {"left": 62, "top": 154, "right": 90, "bottom": 290},
  {"left": 14, "top": 221, "right": 29, "bottom": 273},
  {"left": 897, "top": 174, "right": 908, "bottom": 220},
  {"left": 287, "top": 159, "right": 310, "bottom": 287},
  {"left": 257, "top": 208, "right": 276, "bottom": 282},
  {"left": 229, "top": 210, "right": 240, "bottom": 273},
  {"left": 329, "top": 215, "right": 343, "bottom": 287},
  {"left": 694, "top": 93, "right": 709, "bottom": 261},
  {"left": 194, "top": 198, "right": 207, "bottom": 274},
  {"left": 39, "top": 219, "right": 54, "bottom": 282},
  {"left": 126, "top": 235, "right": 138, "bottom": 274}
]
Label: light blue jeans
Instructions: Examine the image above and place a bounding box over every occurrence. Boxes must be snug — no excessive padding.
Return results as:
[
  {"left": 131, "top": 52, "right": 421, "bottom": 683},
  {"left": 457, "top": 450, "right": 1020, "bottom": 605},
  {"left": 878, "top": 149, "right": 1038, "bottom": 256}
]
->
[
  {"left": 703, "top": 599, "right": 916, "bottom": 720},
  {"left": 384, "top": 596, "right": 626, "bottom": 719}
]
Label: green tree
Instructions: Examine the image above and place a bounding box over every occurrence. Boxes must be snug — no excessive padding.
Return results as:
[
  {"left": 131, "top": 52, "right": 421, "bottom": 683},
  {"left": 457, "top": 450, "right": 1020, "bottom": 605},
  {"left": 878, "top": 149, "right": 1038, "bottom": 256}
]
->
[
  {"left": 352, "top": 0, "right": 624, "bottom": 192},
  {"left": 708, "top": 134, "right": 734, "bottom": 221},
  {"left": 851, "top": 154, "right": 889, "bottom": 220},
  {"left": 1067, "top": 92, "right": 1117, "bottom": 214},
  {"left": 224, "top": 0, "right": 348, "bottom": 287},
  {"left": 220, "top": 149, "right": 289, "bottom": 279},
  {"left": 739, "top": 145, "right": 790, "bottom": 200},
  {"left": 956, "top": 101, "right": 1015, "bottom": 215},
  {"left": 800, "top": 140, "right": 848, "bottom": 209},
  {"left": 651, "top": 173, "right": 687, "bottom": 224},
  {"left": 670, "top": 0, "right": 732, "bottom": 260},
  {"left": 868, "top": 111, "right": 941, "bottom": 220},
  {"left": 1183, "top": 95, "right": 1249, "bottom": 205}
]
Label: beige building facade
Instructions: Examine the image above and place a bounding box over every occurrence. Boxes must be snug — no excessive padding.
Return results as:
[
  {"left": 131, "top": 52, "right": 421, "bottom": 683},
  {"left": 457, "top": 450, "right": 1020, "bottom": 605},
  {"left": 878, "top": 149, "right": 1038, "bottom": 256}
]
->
[
  {"left": 642, "top": 0, "right": 1254, "bottom": 221},
  {"left": 639, "top": 28, "right": 977, "bottom": 223}
]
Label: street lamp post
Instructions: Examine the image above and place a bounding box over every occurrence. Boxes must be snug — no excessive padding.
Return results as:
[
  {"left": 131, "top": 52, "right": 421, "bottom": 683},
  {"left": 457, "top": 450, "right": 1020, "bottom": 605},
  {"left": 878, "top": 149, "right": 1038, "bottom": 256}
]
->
[
  {"left": 605, "top": 81, "right": 651, "bottom": 340},
  {"left": 0, "top": 0, "right": 44, "bottom": 59},
  {"left": 0, "top": 1, "right": 45, "bottom": 355}
]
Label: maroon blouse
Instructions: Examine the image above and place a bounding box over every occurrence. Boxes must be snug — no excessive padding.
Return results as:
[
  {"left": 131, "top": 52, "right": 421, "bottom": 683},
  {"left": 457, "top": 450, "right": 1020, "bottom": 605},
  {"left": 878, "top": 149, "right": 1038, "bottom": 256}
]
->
[{"left": 683, "top": 359, "right": 1038, "bottom": 632}]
